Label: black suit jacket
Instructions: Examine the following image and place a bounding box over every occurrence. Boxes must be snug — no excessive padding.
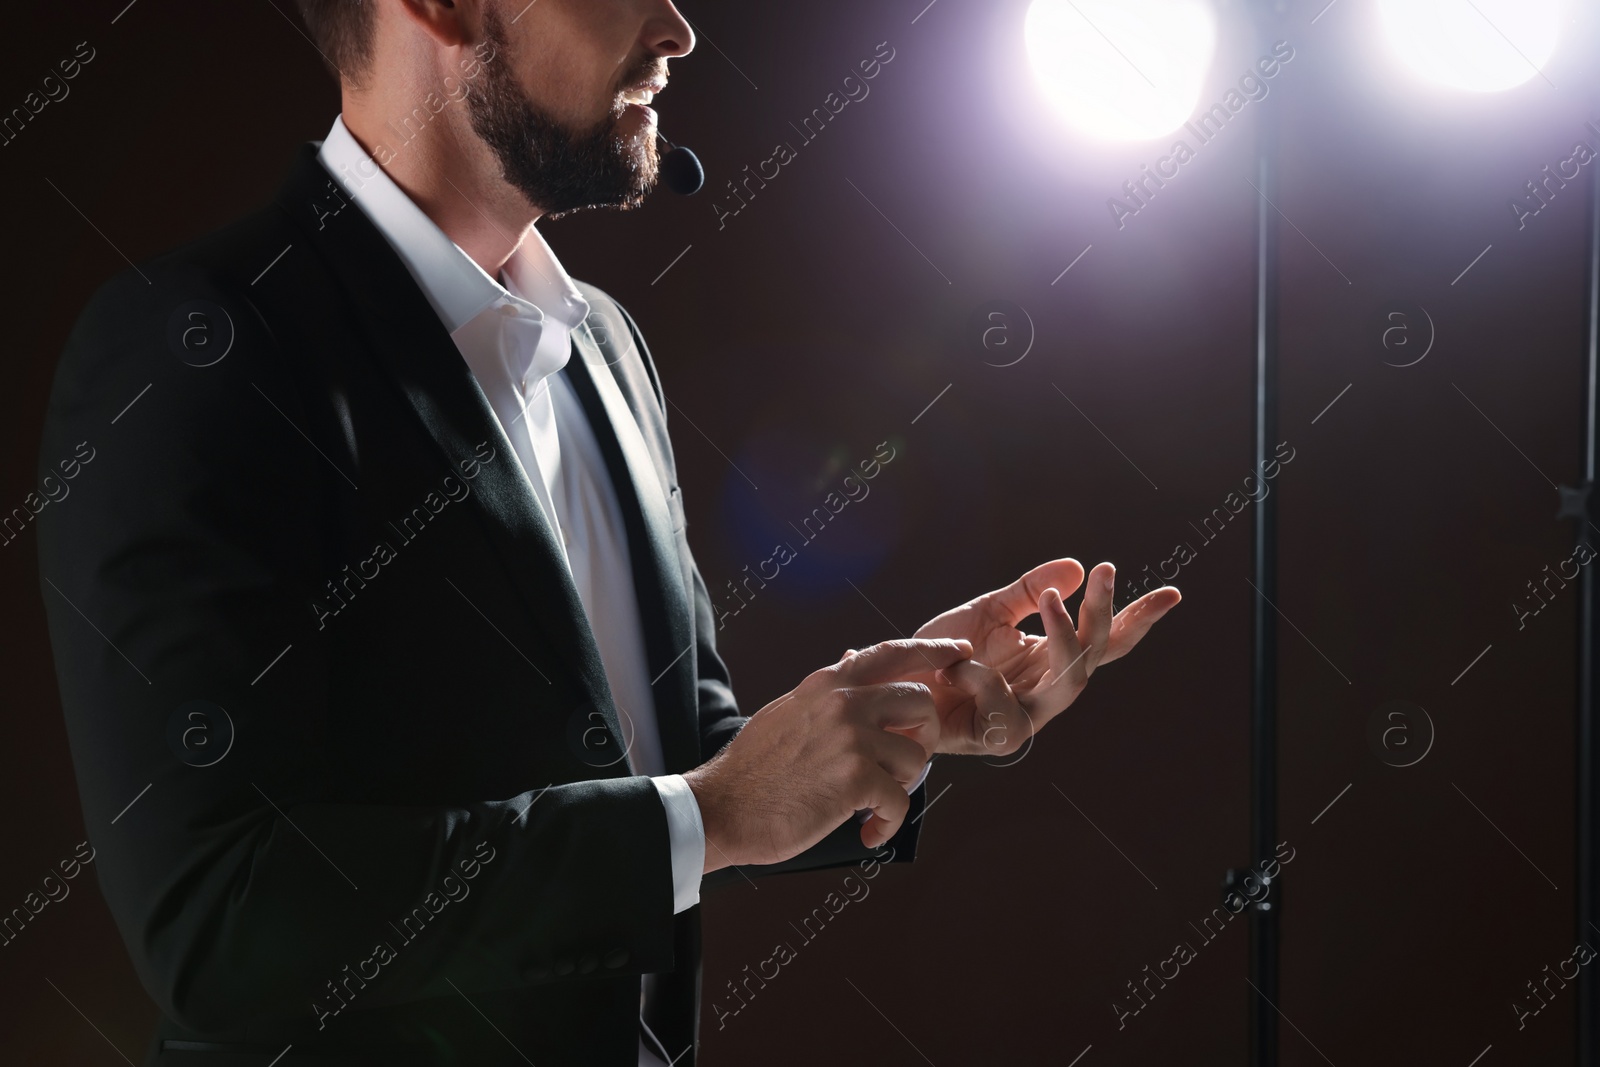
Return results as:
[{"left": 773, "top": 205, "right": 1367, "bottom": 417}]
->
[{"left": 36, "top": 141, "right": 926, "bottom": 1067}]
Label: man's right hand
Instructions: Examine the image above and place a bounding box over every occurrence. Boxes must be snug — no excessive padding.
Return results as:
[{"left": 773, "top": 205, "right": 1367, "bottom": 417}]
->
[{"left": 683, "top": 638, "right": 973, "bottom": 874}]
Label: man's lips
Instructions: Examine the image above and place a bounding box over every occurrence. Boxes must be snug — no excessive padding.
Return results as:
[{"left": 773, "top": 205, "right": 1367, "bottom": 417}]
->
[
  {"left": 619, "top": 78, "right": 666, "bottom": 107},
  {"left": 618, "top": 79, "right": 663, "bottom": 128}
]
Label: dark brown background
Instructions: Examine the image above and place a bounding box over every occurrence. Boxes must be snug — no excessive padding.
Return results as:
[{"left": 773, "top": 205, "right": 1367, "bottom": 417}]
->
[{"left": 4, "top": 1, "right": 1597, "bottom": 1063}]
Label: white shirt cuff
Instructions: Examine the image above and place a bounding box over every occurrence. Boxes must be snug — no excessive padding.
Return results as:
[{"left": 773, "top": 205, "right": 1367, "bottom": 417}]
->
[
  {"left": 650, "top": 774, "right": 704, "bottom": 914},
  {"left": 908, "top": 759, "right": 933, "bottom": 794}
]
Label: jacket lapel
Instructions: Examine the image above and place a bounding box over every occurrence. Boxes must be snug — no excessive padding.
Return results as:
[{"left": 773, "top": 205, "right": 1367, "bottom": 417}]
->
[
  {"left": 271, "top": 142, "right": 629, "bottom": 764},
  {"left": 563, "top": 323, "right": 701, "bottom": 775}
]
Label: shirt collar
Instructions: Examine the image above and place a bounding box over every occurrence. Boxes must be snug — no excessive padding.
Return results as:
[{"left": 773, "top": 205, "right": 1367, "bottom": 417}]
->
[{"left": 315, "top": 114, "right": 591, "bottom": 338}]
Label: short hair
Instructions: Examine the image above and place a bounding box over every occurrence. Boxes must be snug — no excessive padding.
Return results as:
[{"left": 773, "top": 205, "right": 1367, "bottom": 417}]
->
[{"left": 295, "top": 0, "right": 378, "bottom": 86}]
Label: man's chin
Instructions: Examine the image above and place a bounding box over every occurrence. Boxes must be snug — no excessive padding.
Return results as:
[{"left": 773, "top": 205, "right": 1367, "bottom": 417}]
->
[
  {"left": 546, "top": 151, "right": 658, "bottom": 218},
  {"left": 541, "top": 172, "right": 656, "bottom": 219},
  {"left": 492, "top": 108, "right": 661, "bottom": 219}
]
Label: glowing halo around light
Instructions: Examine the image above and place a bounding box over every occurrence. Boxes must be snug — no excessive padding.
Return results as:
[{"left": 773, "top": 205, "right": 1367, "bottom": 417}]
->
[
  {"left": 1376, "top": 0, "right": 1564, "bottom": 93},
  {"left": 1024, "top": 0, "right": 1217, "bottom": 142}
]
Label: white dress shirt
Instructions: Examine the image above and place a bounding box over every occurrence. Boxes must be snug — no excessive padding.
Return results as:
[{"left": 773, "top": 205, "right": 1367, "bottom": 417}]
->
[
  {"left": 317, "top": 115, "right": 927, "bottom": 1065},
  {"left": 319, "top": 115, "right": 698, "bottom": 1066}
]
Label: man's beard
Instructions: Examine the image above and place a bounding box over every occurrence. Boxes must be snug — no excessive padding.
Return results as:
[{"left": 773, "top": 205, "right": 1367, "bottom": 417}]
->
[{"left": 467, "top": 7, "right": 658, "bottom": 218}]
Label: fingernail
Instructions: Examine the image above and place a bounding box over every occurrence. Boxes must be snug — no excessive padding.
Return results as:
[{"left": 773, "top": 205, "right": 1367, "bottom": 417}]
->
[{"left": 1101, "top": 566, "right": 1115, "bottom": 593}]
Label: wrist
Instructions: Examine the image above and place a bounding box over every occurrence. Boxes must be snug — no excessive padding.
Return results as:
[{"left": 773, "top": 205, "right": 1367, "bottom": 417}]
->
[{"left": 684, "top": 765, "right": 732, "bottom": 875}]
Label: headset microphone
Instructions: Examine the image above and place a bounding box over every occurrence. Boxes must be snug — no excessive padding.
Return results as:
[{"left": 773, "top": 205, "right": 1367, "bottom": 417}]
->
[{"left": 655, "top": 132, "right": 705, "bottom": 196}]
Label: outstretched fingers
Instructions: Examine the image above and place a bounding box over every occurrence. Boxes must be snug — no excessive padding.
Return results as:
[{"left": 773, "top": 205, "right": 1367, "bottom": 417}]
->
[
  {"left": 1105, "top": 586, "right": 1183, "bottom": 665},
  {"left": 981, "top": 558, "right": 1087, "bottom": 628},
  {"left": 1076, "top": 563, "right": 1116, "bottom": 669},
  {"left": 1032, "top": 584, "right": 1091, "bottom": 716}
]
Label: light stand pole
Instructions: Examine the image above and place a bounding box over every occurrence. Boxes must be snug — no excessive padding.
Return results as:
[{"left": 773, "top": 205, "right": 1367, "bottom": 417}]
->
[
  {"left": 1241, "top": 3, "right": 1286, "bottom": 1064},
  {"left": 1245, "top": 69, "right": 1282, "bottom": 1067},
  {"left": 1228, "top": 6, "right": 1596, "bottom": 1065},
  {"left": 1570, "top": 158, "right": 1600, "bottom": 1067}
]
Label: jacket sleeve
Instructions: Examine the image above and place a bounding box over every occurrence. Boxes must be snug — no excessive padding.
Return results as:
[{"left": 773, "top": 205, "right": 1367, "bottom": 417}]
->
[
  {"left": 605, "top": 299, "right": 927, "bottom": 898},
  {"left": 35, "top": 264, "right": 681, "bottom": 1033}
]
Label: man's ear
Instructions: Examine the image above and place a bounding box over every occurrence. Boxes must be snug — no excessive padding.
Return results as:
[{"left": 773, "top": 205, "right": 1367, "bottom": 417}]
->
[{"left": 393, "top": 0, "right": 478, "bottom": 51}]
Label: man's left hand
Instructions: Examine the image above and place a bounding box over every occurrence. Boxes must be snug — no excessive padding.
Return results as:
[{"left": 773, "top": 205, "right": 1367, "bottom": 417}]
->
[{"left": 907, "top": 558, "right": 1180, "bottom": 757}]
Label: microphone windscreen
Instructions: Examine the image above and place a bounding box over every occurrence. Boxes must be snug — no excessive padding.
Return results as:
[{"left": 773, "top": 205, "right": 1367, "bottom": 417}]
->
[{"left": 660, "top": 145, "right": 705, "bottom": 195}]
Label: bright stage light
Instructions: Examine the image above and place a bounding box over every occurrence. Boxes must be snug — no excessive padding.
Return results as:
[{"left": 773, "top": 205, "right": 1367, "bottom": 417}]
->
[
  {"left": 1024, "top": 0, "right": 1217, "bottom": 142},
  {"left": 1376, "top": 0, "right": 1563, "bottom": 93}
]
